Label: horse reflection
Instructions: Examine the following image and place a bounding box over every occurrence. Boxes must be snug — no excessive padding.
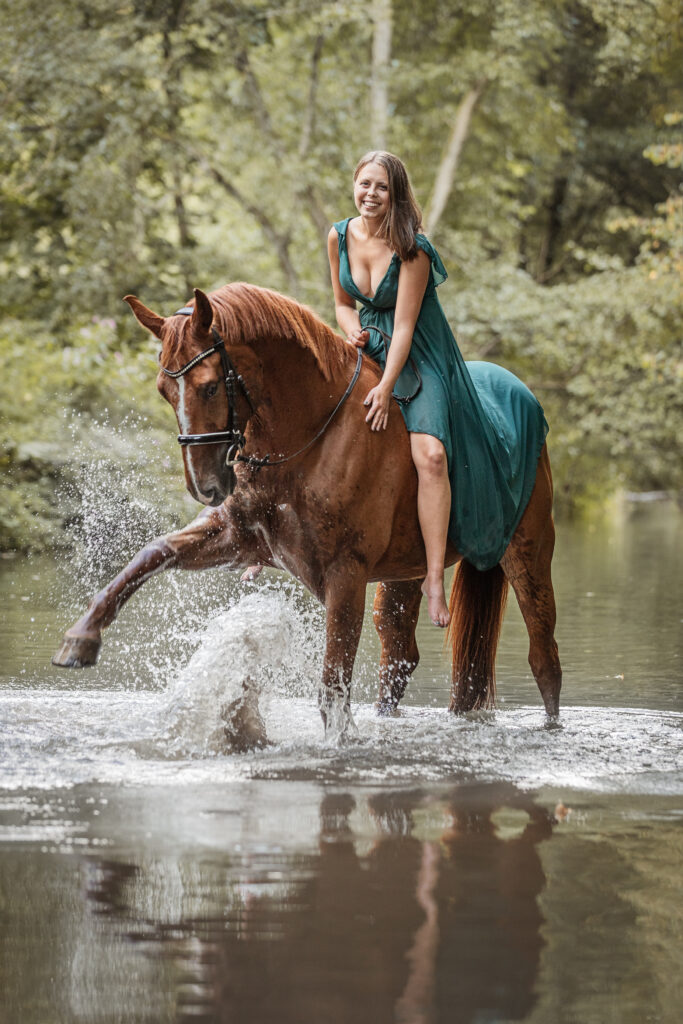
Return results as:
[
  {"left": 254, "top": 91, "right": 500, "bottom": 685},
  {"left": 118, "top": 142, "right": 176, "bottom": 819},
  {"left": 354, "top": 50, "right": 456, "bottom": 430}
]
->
[
  {"left": 434, "top": 785, "right": 553, "bottom": 1022},
  {"left": 78, "top": 785, "right": 553, "bottom": 1024}
]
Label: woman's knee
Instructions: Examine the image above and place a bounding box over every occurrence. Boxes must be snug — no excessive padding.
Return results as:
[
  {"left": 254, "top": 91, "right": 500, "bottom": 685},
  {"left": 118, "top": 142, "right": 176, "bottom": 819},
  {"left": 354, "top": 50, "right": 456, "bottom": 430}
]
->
[{"left": 411, "top": 436, "right": 448, "bottom": 477}]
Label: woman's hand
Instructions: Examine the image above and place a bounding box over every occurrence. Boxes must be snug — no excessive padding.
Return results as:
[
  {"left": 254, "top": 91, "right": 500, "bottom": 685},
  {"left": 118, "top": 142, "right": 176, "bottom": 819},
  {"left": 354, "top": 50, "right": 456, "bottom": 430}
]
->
[
  {"left": 363, "top": 382, "right": 392, "bottom": 431},
  {"left": 346, "top": 327, "right": 369, "bottom": 348}
]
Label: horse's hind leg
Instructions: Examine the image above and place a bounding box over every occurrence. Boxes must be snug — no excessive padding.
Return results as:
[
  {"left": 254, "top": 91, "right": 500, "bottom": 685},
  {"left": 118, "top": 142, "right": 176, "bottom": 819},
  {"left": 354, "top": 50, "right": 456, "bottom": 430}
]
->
[
  {"left": 53, "top": 504, "right": 254, "bottom": 668},
  {"left": 373, "top": 579, "right": 423, "bottom": 714},
  {"left": 501, "top": 452, "right": 562, "bottom": 717}
]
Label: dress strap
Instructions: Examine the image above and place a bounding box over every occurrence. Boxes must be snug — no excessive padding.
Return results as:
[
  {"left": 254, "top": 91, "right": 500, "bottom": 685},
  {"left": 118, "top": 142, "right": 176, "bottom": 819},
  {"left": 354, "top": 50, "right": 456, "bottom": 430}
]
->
[
  {"left": 332, "top": 217, "right": 352, "bottom": 247},
  {"left": 415, "top": 234, "right": 448, "bottom": 287}
]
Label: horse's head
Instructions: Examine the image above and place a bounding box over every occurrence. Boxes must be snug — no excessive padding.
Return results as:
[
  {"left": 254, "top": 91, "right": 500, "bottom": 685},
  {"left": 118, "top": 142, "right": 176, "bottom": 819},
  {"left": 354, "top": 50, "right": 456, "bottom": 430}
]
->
[{"left": 124, "top": 288, "right": 239, "bottom": 506}]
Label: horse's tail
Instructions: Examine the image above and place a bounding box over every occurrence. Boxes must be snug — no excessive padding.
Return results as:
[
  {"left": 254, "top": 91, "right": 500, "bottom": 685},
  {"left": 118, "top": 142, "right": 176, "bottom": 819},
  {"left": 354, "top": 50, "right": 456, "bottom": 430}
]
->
[{"left": 447, "top": 560, "right": 508, "bottom": 712}]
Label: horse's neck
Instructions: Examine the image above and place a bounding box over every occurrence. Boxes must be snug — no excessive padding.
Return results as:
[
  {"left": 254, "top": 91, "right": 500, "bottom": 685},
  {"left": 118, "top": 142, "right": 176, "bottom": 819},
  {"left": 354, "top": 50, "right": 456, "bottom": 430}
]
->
[{"left": 250, "top": 338, "right": 349, "bottom": 440}]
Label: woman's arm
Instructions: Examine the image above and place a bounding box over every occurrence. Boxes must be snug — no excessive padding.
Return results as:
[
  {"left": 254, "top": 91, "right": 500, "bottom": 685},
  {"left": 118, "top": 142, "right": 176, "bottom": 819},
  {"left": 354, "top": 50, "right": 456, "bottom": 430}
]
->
[
  {"left": 363, "top": 249, "right": 430, "bottom": 430},
  {"left": 327, "top": 227, "right": 367, "bottom": 346}
]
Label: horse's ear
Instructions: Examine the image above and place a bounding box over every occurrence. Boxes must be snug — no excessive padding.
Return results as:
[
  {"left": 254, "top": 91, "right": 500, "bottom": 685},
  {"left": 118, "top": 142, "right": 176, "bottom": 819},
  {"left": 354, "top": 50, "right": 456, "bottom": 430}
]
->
[
  {"left": 192, "top": 288, "right": 214, "bottom": 332},
  {"left": 123, "top": 295, "right": 165, "bottom": 339}
]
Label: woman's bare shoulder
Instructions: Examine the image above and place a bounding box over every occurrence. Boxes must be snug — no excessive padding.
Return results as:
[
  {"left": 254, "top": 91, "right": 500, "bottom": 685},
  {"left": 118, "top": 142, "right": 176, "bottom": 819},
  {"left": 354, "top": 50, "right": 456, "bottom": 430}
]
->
[
  {"left": 345, "top": 216, "right": 362, "bottom": 238},
  {"left": 399, "top": 247, "right": 430, "bottom": 275}
]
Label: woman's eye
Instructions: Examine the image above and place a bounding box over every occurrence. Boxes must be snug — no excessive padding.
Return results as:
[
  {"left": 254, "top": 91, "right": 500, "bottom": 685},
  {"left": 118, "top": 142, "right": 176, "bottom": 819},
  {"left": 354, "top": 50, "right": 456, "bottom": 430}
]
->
[{"left": 204, "top": 382, "right": 218, "bottom": 399}]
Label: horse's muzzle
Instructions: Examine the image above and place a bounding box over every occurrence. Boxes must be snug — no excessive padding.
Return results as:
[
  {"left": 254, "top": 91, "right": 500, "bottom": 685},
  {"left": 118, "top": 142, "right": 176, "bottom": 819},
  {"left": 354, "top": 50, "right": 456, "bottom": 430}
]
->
[
  {"left": 205, "top": 466, "right": 236, "bottom": 505},
  {"left": 187, "top": 460, "right": 236, "bottom": 506}
]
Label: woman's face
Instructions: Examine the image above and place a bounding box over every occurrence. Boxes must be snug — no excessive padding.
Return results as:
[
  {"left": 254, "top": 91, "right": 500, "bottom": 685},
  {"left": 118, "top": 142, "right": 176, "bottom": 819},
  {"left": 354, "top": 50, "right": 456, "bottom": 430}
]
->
[{"left": 354, "top": 161, "right": 391, "bottom": 221}]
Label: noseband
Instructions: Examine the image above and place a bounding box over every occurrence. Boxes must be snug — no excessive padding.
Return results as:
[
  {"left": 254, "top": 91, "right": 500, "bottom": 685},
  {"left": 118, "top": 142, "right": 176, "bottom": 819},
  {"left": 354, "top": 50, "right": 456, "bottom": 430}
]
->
[{"left": 159, "top": 305, "right": 362, "bottom": 471}]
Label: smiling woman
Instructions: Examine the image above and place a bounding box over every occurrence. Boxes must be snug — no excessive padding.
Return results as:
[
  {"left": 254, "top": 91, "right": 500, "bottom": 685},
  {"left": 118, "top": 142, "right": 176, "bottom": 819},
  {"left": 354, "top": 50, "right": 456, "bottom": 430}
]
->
[{"left": 328, "top": 151, "right": 550, "bottom": 629}]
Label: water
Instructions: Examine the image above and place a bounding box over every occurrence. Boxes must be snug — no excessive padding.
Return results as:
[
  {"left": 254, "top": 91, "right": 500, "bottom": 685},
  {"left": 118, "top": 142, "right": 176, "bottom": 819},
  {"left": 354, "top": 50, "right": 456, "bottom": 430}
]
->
[{"left": 0, "top": 498, "right": 681, "bottom": 1023}]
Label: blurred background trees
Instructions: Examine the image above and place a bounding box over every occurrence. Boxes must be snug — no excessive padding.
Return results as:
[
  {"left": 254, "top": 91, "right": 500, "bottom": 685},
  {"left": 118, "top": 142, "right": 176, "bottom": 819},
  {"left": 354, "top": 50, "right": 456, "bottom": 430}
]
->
[{"left": 1, "top": 0, "right": 681, "bottom": 550}]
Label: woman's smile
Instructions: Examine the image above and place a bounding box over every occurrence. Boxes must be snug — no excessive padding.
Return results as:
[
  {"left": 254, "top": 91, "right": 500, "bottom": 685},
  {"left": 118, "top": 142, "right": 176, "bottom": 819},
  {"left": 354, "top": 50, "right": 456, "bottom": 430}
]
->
[{"left": 354, "top": 161, "right": 391, "bottom": 220}]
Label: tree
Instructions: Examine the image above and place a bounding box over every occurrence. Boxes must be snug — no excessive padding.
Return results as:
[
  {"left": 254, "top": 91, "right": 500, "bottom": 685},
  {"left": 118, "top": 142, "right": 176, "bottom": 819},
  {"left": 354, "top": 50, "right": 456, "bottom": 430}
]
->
[{"left": 1, "top": 0, "right": 681, "bottom": 552}]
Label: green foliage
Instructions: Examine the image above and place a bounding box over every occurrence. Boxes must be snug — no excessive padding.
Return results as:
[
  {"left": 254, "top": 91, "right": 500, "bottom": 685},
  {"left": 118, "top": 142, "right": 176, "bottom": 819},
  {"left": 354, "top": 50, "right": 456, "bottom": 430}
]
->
[
  {"left": 0, "top": 319, "right": 190, "bottom": 552},
  {"left": 448, "top": 254, "right": 682, "bottom": 509},
  {"left": 0, "top": 0, "right": 681, "bottom": 550}
]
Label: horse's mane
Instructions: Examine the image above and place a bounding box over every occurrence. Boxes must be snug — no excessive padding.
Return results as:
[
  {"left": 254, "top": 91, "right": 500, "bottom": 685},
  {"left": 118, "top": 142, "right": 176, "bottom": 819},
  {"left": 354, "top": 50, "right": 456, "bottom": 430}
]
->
[{"left": 203, "top": 283, "right": 353, "bottom": 382}]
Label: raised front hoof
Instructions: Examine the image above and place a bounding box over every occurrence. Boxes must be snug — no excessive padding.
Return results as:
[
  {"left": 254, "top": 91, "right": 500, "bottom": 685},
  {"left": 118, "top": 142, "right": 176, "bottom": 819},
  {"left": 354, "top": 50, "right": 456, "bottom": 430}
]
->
[
  {"left": 52, "top": 634, "right": 101, "bottom": 669},
  {"left": 220, "top": 694, "right": 268, "bottom": 753}
]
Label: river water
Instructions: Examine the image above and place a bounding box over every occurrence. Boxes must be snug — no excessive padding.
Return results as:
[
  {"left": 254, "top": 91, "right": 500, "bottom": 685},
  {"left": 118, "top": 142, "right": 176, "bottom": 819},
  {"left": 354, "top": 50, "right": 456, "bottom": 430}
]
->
[{"left": 0, "top": 498, "right": 681, "bottom": 1023}]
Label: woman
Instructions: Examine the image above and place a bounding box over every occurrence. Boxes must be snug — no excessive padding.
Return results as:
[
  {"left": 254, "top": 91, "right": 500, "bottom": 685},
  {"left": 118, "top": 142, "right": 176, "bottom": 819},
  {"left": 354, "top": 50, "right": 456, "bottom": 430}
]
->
[
  {"left": 328, "top": 152, "right": 452, "bottom": 626},
  {"left": 328, "top": 151, "right": 548, "bottom": 627},
  {"left": 246, "top": 151, "right": 547, "bottom": 628}
]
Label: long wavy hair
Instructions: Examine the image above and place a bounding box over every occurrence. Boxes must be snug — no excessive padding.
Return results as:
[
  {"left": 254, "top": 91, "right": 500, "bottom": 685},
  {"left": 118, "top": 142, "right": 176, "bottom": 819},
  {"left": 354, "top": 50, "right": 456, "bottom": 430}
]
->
[{"left": 353, "top": 151, "right": 423, "bottom": 261}]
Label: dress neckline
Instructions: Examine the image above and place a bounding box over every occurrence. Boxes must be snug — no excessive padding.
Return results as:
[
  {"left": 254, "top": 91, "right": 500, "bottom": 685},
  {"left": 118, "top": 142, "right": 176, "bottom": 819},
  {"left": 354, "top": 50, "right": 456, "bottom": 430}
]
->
[{"left": 342, "top": 217, "right": 397, "bottom": 301}]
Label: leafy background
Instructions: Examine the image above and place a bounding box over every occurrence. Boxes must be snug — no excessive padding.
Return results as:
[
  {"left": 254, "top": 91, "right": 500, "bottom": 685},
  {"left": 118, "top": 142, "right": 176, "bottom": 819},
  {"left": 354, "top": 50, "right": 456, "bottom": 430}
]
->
[{"left": 1, "top": 0, "right": 681, "bottom": 551}]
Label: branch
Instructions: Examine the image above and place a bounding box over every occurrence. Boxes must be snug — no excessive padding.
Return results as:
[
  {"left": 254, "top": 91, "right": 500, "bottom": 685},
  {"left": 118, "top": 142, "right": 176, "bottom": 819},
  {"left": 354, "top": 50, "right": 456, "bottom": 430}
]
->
[
  {"left": 424, "top": 80, "right": 488, "bottom": 235},
  {"left": 233, "top": 45, "right": 285, "bottom": 164},
  {"left": 197, "top": 155, "right": 299, "bottom": 292}
]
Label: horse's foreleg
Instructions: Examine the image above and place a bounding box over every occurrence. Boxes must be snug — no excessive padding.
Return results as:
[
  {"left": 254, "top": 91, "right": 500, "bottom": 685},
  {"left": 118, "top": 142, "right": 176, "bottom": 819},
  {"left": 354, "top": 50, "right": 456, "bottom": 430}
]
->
[
  {"left": 318, "top": 569, "right": 367, "bottom": 738},
  {"left": 373, "top": 579, "right": 423, "bottom": 714},
  {"left": 52, "top": 505, "right": 254, "bottom": 668},
  {"left": 52, "top": 535, "right": 176, "bottom": 667}
]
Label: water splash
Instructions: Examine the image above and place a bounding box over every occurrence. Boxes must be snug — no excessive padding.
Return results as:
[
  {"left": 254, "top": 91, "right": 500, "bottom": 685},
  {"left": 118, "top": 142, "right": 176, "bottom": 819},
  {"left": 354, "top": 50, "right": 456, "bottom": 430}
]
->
[
  {"left": 56, "top": 411, "right": 188, "bottom": 594},
  {"left": 158, "top": 590, "right": 324, "bottom": 756}
]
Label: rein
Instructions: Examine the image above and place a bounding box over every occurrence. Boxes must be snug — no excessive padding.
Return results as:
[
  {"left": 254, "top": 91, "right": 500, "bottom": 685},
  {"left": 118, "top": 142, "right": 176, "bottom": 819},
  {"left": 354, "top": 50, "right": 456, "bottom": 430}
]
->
[{"left": 159, "top": 306, "right": 362, "bottom": 471}]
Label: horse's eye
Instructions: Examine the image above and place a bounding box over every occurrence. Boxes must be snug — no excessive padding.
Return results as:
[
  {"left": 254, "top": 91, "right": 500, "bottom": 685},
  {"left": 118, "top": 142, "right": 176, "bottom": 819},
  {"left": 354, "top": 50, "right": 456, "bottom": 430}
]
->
[{"left": 204, "top": 382, "right": 218, "bottom": 399}]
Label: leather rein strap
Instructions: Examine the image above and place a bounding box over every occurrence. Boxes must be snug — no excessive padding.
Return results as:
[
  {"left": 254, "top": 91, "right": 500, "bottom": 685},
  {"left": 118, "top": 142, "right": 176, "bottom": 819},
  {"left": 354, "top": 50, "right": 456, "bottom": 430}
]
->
[{"left": 159, "top": 306, "right": 362, "bottom": 471}]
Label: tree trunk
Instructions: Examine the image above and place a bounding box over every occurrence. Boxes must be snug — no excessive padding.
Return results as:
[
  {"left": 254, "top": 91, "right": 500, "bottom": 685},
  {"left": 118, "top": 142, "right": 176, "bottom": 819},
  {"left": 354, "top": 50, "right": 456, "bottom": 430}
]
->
[
  {"left": 370, "top": 0, "right": 392, "bottom": 149},
  {"left": 536, "top": 175, "right": 568, "bottom": 282},
  {"left": 424, "top": 81, "right": 488, "bottom": 235},
  {"left": 297, "top": 32, "right": 329, "bottom": 249}
]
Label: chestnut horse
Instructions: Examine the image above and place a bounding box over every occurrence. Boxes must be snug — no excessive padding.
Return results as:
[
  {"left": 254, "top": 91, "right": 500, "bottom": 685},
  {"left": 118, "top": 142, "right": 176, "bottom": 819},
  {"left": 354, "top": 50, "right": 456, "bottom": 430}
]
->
[{"left": 53, "top": 284, "right": 561, "bottom": 732}]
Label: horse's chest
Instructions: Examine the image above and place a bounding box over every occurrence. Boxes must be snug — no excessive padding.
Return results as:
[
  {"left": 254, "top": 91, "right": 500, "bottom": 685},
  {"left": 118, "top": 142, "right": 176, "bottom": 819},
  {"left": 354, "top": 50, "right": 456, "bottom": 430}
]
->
[{"left": 260, "top": 496, "right": 351, "bottom": 578}]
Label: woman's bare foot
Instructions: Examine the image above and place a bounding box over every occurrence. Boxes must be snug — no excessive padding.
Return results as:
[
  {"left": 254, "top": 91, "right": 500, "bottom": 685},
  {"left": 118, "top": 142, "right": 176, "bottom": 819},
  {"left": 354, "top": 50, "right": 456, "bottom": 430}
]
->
[
  {"left": 421, "top": 577, "right": 451, "bottom": 628},
  {"left": 240, "top": 564, "right": 263, "bottom": 583}
]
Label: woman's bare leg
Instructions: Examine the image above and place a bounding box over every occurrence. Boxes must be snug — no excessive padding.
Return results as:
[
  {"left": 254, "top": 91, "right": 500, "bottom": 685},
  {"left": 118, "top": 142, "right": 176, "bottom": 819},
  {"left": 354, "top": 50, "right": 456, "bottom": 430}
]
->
[{"left": 410, "top": 433, "right": 451, "bottom": 627}]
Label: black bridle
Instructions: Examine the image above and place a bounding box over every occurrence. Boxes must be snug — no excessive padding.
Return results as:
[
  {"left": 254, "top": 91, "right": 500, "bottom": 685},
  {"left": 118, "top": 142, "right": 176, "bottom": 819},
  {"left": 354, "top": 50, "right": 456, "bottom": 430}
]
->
[{"left": 159, "top": 306, "right": 362, "bottom": 471}]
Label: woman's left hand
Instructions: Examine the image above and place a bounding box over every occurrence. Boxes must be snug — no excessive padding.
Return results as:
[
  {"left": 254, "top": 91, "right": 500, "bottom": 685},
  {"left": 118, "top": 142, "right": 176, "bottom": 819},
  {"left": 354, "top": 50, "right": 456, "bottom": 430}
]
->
[{"left": 363, "top": 382, "right": 392, "bottom": 431}]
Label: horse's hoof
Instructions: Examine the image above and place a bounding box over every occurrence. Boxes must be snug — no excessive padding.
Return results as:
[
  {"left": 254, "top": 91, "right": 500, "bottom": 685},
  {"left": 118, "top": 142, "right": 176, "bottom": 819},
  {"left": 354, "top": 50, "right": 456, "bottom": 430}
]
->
[
  {"left": 220, "top": 694, "right": 268, "bottom": 753},
  {"left": 375, "top": 700, "right": 400, "bottom": 717},
  {"left": 52, "top": 634, "right": 101, "bottom": 668}
]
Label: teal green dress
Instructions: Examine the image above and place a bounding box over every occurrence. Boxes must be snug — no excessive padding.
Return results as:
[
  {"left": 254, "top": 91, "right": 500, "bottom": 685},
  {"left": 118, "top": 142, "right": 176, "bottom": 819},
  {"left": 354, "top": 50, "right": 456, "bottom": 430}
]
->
[{"left": 333, "top": 217, "right": 549, "bottom": 570}]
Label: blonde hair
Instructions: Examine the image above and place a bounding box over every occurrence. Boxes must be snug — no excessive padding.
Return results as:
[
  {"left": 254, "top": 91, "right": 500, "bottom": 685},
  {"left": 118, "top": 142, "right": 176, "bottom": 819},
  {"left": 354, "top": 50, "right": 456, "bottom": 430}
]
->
[{"left": 354, "top": 151, "right": 423, "bottom": 261}]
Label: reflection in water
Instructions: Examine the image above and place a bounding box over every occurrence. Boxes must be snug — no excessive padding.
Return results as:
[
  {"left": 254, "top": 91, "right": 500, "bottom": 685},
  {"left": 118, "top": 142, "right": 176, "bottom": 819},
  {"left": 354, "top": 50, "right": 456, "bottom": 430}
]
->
[
  {"left": 435, "top": 787, "right": 552, "bottom": 1023},
  {"left": 73, "top": 784, "right": 552, "bottom": 1024}
]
